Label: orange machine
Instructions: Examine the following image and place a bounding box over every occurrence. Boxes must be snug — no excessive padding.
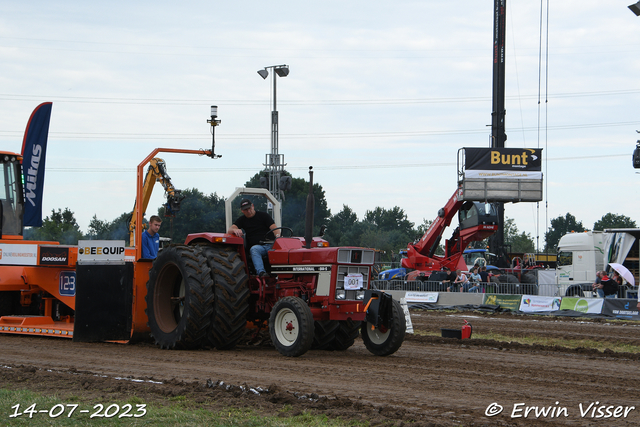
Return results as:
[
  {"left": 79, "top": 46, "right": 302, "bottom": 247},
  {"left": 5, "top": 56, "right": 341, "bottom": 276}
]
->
[{"left": 0, "top": 147, "right": 212, "bottom": 341}]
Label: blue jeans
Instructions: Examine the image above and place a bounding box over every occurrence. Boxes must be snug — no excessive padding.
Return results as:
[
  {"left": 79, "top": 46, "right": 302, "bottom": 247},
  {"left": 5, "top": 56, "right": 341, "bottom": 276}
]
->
[
  {"left": 596, "top": 288, "right": 617, "bottom": 298},
  {"left": 250, "top": 243, "right": 272, "bottom": 275}
]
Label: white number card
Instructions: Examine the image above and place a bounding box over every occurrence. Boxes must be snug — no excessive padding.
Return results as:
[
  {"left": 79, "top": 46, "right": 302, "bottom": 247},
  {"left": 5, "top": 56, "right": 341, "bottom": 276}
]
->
[{"left": 345, "top": 273, "right": 363, "bottom": 290}]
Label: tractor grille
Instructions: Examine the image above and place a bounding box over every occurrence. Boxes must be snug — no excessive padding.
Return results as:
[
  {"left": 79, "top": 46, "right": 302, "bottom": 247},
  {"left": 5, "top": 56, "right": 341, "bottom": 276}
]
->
[
  {"left": 336, "top": 265, "right": 370, "bottom": 300},
  {"left": 337, "top": 249, "right": 375, "bottom": 265}
]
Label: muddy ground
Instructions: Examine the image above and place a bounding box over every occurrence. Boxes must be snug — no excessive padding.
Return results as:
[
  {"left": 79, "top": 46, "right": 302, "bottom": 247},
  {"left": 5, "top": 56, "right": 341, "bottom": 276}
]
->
[{"left": 1, "top": 309, "right": 640, "bottom": 426}]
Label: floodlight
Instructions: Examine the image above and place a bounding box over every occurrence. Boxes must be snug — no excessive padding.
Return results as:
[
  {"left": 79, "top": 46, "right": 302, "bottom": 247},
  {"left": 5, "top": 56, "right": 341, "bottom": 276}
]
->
[
  {"left": 210, "top": 105, "right": 217, "bottom": 118},
  {"left": 630, "top": 1, "right": 640, "bottom": 16},
  {"left": 274, "top": 66, "right": 289, "bottom": 77},
  {"left": 257, "top": 69, "right": 269, "bottom": 79}
]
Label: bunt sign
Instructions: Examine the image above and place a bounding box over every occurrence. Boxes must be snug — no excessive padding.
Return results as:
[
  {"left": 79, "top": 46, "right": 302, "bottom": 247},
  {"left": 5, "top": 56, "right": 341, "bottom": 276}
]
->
[
  {"left": 459, "top": 147, "right": 543, "bottom": 202},
  {"left": 464, "top": 147, "right": 542, "bottom": 179}
]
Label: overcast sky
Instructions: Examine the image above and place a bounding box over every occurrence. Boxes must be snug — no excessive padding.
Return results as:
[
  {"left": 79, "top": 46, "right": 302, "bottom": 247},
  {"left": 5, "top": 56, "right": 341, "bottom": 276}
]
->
[{"left": 1, "top": 1, "right": 639, "bottom": 250}]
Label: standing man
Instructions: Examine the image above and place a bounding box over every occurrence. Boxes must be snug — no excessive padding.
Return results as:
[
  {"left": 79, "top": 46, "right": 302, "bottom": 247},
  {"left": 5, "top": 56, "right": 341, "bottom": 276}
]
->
[
  {"left": 142, "top": 215, "right": 162, "bottom": 259},
  {"left": 228, "top": 199, "right": 279, "bottom": 278}
]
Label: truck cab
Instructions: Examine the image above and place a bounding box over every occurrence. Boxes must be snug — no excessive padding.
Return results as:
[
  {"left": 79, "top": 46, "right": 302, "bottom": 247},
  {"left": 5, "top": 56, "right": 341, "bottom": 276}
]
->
[
  {"left": 0, "top": 152, "right": 24, "bottom": 238},
  {"left": 556, "top": 231, "right": 604, "bottom": 285}
]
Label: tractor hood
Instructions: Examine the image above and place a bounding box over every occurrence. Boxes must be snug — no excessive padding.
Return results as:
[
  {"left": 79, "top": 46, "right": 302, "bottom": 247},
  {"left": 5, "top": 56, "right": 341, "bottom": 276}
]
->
[{"left": 269, "top": 238, "right": 375, "bottom": 266}]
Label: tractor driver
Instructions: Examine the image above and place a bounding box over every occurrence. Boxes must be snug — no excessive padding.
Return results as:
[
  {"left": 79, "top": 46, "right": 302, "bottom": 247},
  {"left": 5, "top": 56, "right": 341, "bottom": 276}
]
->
[{"left": 228, "top": 199, "right": 279, "bottom": 278}]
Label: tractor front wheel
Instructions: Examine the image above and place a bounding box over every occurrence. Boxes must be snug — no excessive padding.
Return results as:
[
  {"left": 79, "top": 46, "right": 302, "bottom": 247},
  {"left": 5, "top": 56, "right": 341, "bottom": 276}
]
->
[
  {"left": 269, "top": 297, "right": 314, "bottom": 357},
  {"left": 146, "top": 245, "right": 214, "bottom": 349},
  {"left": 361, "top": 298, "right": 405, "bottom": 356}
]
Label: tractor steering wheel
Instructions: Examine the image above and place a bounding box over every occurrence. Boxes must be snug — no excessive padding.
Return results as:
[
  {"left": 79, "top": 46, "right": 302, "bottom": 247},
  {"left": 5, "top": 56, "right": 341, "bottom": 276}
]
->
[{"left": 263, "top": 226, "right": 294, "bottom": 241}]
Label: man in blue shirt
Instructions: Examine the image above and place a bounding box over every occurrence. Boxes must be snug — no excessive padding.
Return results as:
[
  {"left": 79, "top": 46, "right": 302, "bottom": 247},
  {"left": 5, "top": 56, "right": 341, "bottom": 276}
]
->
[{"left": 141, "top": 215, "right": 162, "bottom": 259}]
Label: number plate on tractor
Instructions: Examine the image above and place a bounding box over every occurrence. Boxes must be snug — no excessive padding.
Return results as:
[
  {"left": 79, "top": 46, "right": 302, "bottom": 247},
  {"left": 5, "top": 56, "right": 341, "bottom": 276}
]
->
[{"left": 345, "top": 273, "right": 363, "bottom": 290}]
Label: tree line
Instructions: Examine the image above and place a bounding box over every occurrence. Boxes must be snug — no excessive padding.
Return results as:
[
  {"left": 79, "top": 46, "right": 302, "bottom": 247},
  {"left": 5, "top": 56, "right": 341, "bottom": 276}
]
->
[{"left": 23, "top": 172, "right": 636, "bottom": 260}]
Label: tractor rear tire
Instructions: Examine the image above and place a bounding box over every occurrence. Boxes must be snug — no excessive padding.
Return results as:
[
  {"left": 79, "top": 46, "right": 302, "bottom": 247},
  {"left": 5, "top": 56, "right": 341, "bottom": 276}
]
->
[
  {"left": 269, "top": 296, "right": 314, "bottom": 357},
  {"left": 312, "top": 320, "right": 339, "bottom": 350},
  {"left": 361, "top": 298, "right": 405, "bottom": 356},
  {"left": 330, "top": 320, "right": 361, "bottom": 351},
  {"left": 146, "top": 245, "right": 214, "bottom": 350},
  {"left": 522, "top": 272, "right": 537, "bottom": 284},
  {"left": 499, "top": 273, "right": 519, "bottom": 284},
  {"left": 201, "top": 245, "right": 250, "bottom": 350},
  {"left": 312, "top": 319, "right": 361, "bottom": 351}
]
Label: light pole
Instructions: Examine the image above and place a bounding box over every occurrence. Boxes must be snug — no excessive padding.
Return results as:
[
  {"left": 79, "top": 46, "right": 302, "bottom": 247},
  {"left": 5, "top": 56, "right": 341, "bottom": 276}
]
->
[
  {"left": 206, "top": 105, "right": 222, "bottom": 159},
  {"left": 258, "top": 65, "right": 289, "bottom": 215}
]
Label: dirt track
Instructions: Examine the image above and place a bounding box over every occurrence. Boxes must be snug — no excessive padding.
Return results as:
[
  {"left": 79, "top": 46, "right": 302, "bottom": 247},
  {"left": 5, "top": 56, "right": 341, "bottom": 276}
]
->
[{"left": 1, "top": 310, "right": 640, "bottom": 426}]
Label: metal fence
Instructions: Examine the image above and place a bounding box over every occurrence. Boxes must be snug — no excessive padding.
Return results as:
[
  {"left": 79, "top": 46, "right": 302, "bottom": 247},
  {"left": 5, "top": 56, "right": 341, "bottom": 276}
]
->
[
  {"left": 370, "top": 280, "right": 636, "bottom": 298},
  {"left": 371, "top": 280, "right": 537, "bottom": 294}
]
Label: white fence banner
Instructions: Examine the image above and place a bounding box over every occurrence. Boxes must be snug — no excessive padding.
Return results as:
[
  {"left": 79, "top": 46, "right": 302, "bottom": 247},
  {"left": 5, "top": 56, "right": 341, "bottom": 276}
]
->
[
  {"left": 519, "top": 295, "right": 561, "bottom": 312},
  {"left": 559, "top": 297, "right": 604, "bottom": 314},
  {"left": 404, "top": 291, "right": 439, "bottom": 303}
]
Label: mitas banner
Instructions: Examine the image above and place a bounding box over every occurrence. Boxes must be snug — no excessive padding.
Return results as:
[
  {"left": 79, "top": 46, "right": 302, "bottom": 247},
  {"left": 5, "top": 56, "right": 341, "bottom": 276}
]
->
[
  {"left": 21, "top": 102, "right": 53, "bottom": 227},
  {"left": 464, "top": 147, "right": 542, "bottom": 180}
]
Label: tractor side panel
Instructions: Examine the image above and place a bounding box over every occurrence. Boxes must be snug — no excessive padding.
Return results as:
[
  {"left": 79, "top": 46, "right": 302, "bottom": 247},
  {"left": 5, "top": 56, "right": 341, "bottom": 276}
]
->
[{"left": 73, "top": 263, "right": 133, "bottom": 342}]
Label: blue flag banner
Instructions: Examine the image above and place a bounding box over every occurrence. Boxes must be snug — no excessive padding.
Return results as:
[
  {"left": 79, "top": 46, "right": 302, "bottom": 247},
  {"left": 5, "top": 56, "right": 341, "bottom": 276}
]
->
[{"left": 21, "top": 102, "right": 52, "bottom": 227}]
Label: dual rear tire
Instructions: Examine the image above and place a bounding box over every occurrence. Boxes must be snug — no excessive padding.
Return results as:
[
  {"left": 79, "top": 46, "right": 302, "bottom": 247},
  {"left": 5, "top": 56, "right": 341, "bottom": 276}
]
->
[{"left": 146, "top": 245, "right": 249, "bottom": 350}]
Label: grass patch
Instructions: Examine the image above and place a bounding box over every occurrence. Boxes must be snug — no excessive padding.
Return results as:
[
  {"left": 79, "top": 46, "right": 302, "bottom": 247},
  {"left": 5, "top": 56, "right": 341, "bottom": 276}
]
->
[
  {"left": 0, "top": 389, "right": 367, "bottom": 427},
  {"left": 413, "top": 330, "right": 640, "bottom": 353}
]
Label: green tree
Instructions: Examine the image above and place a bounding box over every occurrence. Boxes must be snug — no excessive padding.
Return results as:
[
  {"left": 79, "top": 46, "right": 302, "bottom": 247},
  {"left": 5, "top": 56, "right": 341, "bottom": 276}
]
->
[
  {"left": 545, "top": 213, "right": 585, "bottom": 252},
  {"left": 324, "top": 205, "right": 359, "bottom": 247},
  {"left": 157, "top": 188, "right": 226, "bottom": 244},
  {"left": 504, "top": 217, "right": 535, "bottom": 253},
  {"left": 86, "top": 215, "right": 109, "bottom": 239},
  {"left": 593, "top": 213, "right": 637, "bottom": 231},
  {"left": 86, "top": 212, "right": 131, "bottom": 243},
  {"left": 359, "top": 229, "right": 411, "bottom": 261},
  {"left": 416, "top": 218, "right": 434, "bottom": 236},
  {"left": 363, "top": 206, "right": 414, "bottom": 235},
  {"left": 359, "top": 207, "right": 415, "bottom": 261},
  {"left": 24, "top": 208, "right": 84, "bottom": 244},
  {"left": 243, "top": 171, "right": 330, "bottom": 237},
  {"left": 341, "top": 221, "right": 377, "bottom": 248}
]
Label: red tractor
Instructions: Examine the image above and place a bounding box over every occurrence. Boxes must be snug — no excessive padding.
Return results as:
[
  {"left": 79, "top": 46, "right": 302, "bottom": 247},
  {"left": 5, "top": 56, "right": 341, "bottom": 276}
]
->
[
  {"left": 0, "top": 106, "right": 405, "bottom": 357},
  {"left": 145, "top": 166, "right": 405, "bottom": 357}
]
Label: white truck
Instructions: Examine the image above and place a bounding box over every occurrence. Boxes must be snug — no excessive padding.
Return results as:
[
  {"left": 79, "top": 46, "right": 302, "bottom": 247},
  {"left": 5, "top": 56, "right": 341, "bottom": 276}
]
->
[{"left": 555, "top": 229, "right": 639, "bottom": 297}]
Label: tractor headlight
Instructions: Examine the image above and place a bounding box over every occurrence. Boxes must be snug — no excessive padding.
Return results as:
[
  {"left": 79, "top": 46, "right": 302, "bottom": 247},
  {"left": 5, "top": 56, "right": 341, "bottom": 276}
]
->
[
  {"left": 356, "top": 290, "right": 365, "bottom": 300},
  {"left": 335, "top": 290, "right": 346, "bottom": 300}
]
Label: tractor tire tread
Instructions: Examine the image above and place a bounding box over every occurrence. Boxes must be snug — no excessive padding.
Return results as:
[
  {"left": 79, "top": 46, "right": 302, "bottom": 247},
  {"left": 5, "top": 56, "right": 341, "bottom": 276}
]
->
[
  {"left": 202, "top": 245, "right": 250, "bottom": 350},
  {"left": 146, "top": 245, "right": 214, "bottom": 350}
]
